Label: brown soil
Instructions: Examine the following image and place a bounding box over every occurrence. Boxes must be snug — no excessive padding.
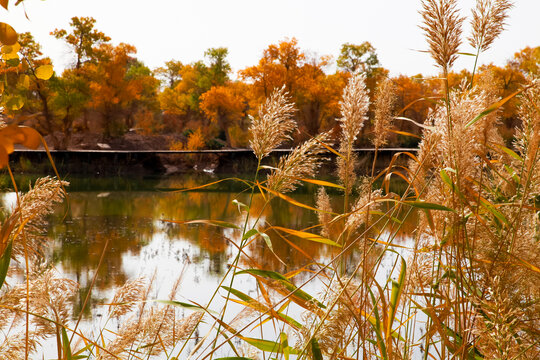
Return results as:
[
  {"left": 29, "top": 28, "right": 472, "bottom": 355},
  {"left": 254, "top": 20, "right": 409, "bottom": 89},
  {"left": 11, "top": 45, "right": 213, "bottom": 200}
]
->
[{"left": 45, "top": 131, "right": 186, "bottom": 150}]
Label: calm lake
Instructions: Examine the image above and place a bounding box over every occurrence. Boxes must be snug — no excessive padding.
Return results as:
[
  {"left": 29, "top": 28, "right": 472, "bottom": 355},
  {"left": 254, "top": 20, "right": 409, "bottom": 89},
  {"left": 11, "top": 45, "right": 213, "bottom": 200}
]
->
[{"left": 1, "top": 172, "right": 413, "bottom": 358}]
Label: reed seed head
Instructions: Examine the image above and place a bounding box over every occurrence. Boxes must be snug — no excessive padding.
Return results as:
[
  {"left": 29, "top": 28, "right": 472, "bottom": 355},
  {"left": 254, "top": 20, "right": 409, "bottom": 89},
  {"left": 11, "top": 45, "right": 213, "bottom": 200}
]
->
[
  {"left": 339, "top": 72, "right": 370, "bottom": 145},
  {"left": 266, "top": 132, "right": 330, "bottom": 194},
  {"left": 469, "top": 0, "right": 513, "bottom": 53},
  {"left": 372, "top": 78, "right": 398, "bottom": 148},
  {"left": 249, "top": 86, "right": 297, "bottom": 161},
  {"left": 420, "top": 0, "right": 464, "bottom": 71}
]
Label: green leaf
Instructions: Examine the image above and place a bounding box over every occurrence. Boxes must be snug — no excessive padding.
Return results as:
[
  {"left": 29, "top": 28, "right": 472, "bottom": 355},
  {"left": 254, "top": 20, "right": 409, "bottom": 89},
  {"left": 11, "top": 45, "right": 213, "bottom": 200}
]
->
[
  {"left": 388, "top": 258, "right": 406, "bottom": 335},
  {"left": 0, "top": 240, "right": 12, "bottom": 290},
  {"left": 242, "top": 228, "right": 282, "bottom": 262},
  {"left": 35, "top": 64, "right": 54, "bottom": 80},
  {"left": 280, "top": 332, "right": 289, "bottom": 360},
  {"left": 440, "top": 168, "right": 456, "bottom": 190},
  {"left": 236, "top": 269, "right": 326, "bottom": 309},
  {"left": 242, "top": 228, "right": 259, "bottom": 241},
  {"left": 310, "top": 338, "right": 323, "bottom": 360},
  {"left": 5, "top": 56, "right": 18, "bottom": 67},
  {"left": 242, "top": 337, "right": 300, "bottom": 355},
  {"left": 61, "top": 327, "right": 73, "bottom": 360},
  {"left": 368, "top": 288, "right": 388, "bottom": 360},
  {"left": 232, "top": 199, "right": 249, "bottom": 213},
  {"left": 494, "top": 143, "right": 522, "bottom": 162},
  {"left": 154, "top": 299, "right": 206, "bottom": 311},
  {"left": 222, "top": 286, "right": 303, "bottom": 328},
  {"left": 236, "top": 268, "right": 289, "bottom": 282}
]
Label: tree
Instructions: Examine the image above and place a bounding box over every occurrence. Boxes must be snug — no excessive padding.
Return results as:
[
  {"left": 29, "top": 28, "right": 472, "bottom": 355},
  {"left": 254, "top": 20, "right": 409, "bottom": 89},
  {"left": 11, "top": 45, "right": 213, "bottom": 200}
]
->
[
  {"left": 51, "top": 17, "right": 111, "bottom": 69},
  {"left": 1, "top": 32, "right": 62, "bottom": 147},
  {"left": 241, "top": 38, "right": 347, "bottom": 137},
  {"left": 49, "top": 69, "right": 90, "bottom": 148},
  {"left": 125, "top": 59, "right": 160, "bottom": 131},
  {"left": 509, "top": 46, "right": 540, "bottom": 76},
  {"left": 154, "top": 59, "right": 183, "bottom": 88},
  {"left": 86, "top": 43, "right": 145, "bottom": 137},
  {"left": 337, "top": 42, "right": 380, "bottom": 76},
  {"left": 205, "top": 47, "right": 230, "bottom": 86},
  {"left": 200, "top": 83, "right": 247, "bottom": 146}
]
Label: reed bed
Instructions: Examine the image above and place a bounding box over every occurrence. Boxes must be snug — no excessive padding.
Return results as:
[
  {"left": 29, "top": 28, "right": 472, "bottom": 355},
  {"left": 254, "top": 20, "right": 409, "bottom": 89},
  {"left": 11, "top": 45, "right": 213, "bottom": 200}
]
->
[{"left": 0, "top": 0, "right": 538, "bottom": 359}]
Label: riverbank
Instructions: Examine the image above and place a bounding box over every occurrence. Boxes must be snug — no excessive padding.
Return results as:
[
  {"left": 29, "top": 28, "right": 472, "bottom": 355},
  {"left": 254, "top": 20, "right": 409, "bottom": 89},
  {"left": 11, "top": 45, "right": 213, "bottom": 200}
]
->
[{"left": 9, "top": 148, "right": 417, "bottom": 175}]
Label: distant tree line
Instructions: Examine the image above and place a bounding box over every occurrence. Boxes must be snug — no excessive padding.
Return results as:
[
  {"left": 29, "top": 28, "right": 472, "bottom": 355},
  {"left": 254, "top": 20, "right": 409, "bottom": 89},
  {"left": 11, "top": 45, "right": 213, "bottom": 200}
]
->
[{"left": 1, "top": 16, "right": 538, "bottom": 149}]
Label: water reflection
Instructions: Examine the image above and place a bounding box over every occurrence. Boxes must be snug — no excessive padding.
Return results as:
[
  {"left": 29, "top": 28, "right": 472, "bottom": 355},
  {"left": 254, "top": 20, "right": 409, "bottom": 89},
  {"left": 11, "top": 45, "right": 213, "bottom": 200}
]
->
[{"left": 2, "top": 173, "right": 414, "bottom": 324}]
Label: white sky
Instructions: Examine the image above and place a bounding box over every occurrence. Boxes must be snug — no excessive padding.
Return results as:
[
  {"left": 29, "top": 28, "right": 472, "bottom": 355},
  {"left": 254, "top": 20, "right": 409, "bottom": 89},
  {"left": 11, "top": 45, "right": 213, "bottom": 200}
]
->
[{"left": 2, "top": 0, "right": 539, "bottom": 77}]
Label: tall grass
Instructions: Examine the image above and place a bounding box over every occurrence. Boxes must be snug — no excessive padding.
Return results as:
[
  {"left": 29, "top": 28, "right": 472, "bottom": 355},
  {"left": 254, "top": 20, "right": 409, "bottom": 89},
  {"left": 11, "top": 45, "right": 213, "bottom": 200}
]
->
[{"left": 1, "top": 0, "right": 539, "bottom": 359}]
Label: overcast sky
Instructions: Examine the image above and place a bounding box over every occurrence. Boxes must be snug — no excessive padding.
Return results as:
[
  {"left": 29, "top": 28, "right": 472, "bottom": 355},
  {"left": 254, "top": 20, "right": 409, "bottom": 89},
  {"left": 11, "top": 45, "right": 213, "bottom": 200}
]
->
[{"left": 2, "top": 0, "right": 539, "bottom": 77}]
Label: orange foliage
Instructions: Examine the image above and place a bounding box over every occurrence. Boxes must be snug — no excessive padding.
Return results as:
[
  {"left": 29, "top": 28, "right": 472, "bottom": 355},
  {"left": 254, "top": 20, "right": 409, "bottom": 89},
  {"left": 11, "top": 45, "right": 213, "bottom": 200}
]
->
[
  {"left": 240, "top": 38, "right": 347, "bottom": 137},
  {"left": 199, "top": 83, "right": 247, "bottom": 146},
  {"left": 186, "top": 128, "right": 206, "bottom": 150},
  {"left": 87, "top": 43, "right": 144, "bottom": 136}
]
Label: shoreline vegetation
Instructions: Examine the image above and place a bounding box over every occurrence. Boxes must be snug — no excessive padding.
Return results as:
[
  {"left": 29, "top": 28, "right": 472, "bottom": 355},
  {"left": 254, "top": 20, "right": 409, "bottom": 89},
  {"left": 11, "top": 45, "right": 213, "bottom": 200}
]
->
[{"left": 1, "top": 0, "right": 539, "bottom": 359}]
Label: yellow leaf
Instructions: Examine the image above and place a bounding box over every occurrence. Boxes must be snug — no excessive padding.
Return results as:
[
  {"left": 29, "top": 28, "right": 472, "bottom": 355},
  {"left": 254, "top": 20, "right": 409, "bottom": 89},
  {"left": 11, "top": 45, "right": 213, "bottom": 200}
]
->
[
  {"left": 271, "top": 226, "right": 342, "bottom": 247},
  {"left": 35, "top": 64, "right": 53, "bottom": 80},
  {"left": 18, "top": 74, "right": 29, "bottom": 88},
  {"left": 1, "top": 42, "right": 19, "bottom": 54},
  {"left": 0, "top": 0, "right": 8, "bottom": 11},
  {"left": 1, "top": 51, "right": 17, "bottom": 60},
  {"left": 6, "top": 95, "right": 23, "bottom": 110},
  {"left": 0, "top": 22, "right": 17, "bottom": 46}
]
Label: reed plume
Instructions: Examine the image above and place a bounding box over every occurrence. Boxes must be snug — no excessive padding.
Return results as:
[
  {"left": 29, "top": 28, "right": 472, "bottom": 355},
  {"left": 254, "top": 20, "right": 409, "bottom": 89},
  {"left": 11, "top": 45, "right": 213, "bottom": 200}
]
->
[
  {"left": 5, "top": 177, "right": 68, "bottom": 261},
  {"left": 337, "top": 72, "right": 370, "bottom": 195},
  {"left": 108, "top": 277, "right": 147, "bottom": 318},
  {"left": 469, "top": 0, "right": 513, "bottom": 53},
  {"left": 316, "top": 187, "right": 333, "bottom": 238},
  {"left": 249, "top": 86, "right": 296, "bottom": 161},
  {"left": 266, "top": 132, "right": 330, "bottom": 194},
  {"left": 372, "top": 78, "right": 398, "bottom": 148},
  {"left": 420, "top": 0, "right": 464, "bottom": 71}
]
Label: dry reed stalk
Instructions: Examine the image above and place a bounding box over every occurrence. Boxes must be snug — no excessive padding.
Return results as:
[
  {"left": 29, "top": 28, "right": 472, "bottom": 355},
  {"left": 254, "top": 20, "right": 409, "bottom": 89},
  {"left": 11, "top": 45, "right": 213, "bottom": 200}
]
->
[
  {"left": 420, "top": 0, "right": 464, "bottom": 71},
  {"left": 316, "top": 187, "right": 333, "bottom": 238},
  {"left": 345, "top": 184, "right": 383, "bottom": 234},
  {"left": 0, "top": 269, "right": 78, "bottom": 357},
  {"left": 514, "top": 80, "right": 540, "bottom": 197},
  {"left": 6, "top": 177, "right": 68, "bottom": 261},
  {"left": 372, "top": 78, "right": 398, "bottom": 148},
  {"left": 249, "top": 86, "right": 296, "bottom": 161},
  {"left": 469, "top": 0, "right": 513, "bottom": 53},
  {"left": 337, "top": 72, "right": 370, "bottom": 195},
  {"left": 266, "top": 132, "right": 330, "bottom": 194}
]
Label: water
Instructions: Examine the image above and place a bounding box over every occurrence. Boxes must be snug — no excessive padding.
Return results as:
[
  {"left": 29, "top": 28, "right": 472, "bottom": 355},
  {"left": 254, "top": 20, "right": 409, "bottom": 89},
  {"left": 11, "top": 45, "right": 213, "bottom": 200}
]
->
[{"left": 1, "top": 173, "right": 414, "bottom": 358}]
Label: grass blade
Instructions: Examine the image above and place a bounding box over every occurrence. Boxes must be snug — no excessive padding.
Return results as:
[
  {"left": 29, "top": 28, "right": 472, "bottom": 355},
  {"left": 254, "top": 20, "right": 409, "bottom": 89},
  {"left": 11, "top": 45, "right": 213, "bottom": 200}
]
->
[{"left": 0, "top": 240, "right": 12, "bottom": 290}]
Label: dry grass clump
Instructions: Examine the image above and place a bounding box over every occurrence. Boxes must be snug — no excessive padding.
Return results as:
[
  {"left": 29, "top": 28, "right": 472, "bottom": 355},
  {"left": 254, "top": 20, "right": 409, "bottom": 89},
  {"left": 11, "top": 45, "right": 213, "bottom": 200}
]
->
[
  {"left": 213, "top": 2, "right": 540, "bottom": 359},
  {"left": 0, "top": 269, "right": 78, "bottom": 358}
]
